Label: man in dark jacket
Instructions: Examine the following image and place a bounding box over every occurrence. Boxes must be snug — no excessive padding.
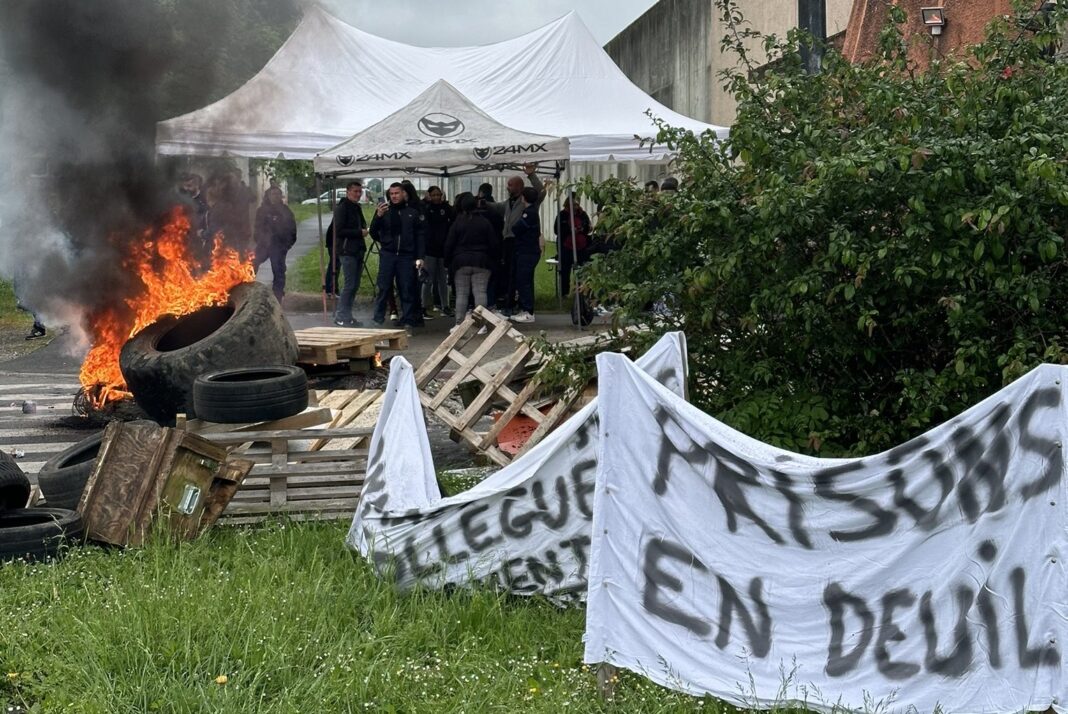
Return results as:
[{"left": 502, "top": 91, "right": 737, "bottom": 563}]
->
[
  {"left": 254, "top": 187, "right": 298, "bottom": 302},
  {"left": 332, "top": 180, "right": 369, "bottom": 326},
  {"left": 509, "top": 186, "right": 542, "bottom": 323},
  {"left": 369, "top": 182, "right": 426, "bottom": 328},
  {"left": 422, "top": 185, "right": 454, "bottom": 317}
]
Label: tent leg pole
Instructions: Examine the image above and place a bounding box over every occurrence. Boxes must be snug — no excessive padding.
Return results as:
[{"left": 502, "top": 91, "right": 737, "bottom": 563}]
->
[
  {"left": 568, "top": 173, "right": 582, "bottom": 332},
  {"left": 315, "top": 174, "right": 327, "bottom": 320}
]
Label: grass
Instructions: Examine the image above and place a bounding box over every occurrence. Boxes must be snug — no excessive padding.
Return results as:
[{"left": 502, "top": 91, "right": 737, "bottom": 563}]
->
[
  {"left": 0, "top": 281, "right": 32, "bottom": 330},
  {"left": 0, "top": 520, "right": 727, "bottom": 713}
]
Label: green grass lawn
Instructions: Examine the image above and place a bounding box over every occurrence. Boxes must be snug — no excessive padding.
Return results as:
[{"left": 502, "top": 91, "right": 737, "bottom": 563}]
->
[
  {"left": 0, "top": 280, "right": 32, "bottom": 330},
  {"left": 289, "top": 207, "right": 568, "bottom": 314},
  {"left": 0, "top": 520, "right": 724, "bottom": 713}
]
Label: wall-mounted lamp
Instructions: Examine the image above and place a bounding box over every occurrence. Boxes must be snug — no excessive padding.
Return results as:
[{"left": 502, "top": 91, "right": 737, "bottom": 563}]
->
[{"left": 921, "top": 7, "right": 946, "bottom": 35}]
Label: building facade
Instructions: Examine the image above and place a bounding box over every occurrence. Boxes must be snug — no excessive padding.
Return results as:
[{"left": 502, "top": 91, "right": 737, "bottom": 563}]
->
[{"left": 604, "top": 0, "right": 855, "bottom": 126}]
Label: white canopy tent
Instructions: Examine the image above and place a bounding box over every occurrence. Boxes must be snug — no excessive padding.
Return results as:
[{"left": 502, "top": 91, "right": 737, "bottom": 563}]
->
[
  {"left": 313, "top": 80, "right": 570, "bottom": 177},
  {"left": 155, "top": 6, "right": 727, "bottom": 163}
]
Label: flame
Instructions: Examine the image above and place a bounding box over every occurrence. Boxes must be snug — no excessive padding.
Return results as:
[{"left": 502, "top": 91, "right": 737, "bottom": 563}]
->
[{"left": 78, "top": 207, "right": 254, "bottom": 407}]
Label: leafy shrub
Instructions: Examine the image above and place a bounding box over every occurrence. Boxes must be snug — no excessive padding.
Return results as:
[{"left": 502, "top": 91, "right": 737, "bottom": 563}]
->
[{"left": 582, "top": 0, "right": 1068, "bottom": 455}]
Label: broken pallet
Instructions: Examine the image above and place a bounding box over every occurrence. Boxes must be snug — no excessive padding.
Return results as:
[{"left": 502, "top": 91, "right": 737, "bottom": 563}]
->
[{"left": 414, "top": 306, "right": 580, "bottom": 467}]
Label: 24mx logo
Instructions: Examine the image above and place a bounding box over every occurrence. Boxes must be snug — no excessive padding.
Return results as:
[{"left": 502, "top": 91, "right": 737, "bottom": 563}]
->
[
  {"left": 472, "top": 144, "right": 548, "bottom": 160},
  {"left": 418, "top": 113, "right": 465, "bottom": 138}
]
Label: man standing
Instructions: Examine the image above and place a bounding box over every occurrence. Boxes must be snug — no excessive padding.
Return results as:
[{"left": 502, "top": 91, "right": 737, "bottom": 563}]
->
[
  {"left": 332, "top": 180, "right": 369, "bottom": 327},
  {"left": 422, "top": 185, "right": 454, "bottom": 317},
  {"left": 482, "top": 164, "right": 544, "bottom": 312},
  {"left": 253, "top": 186, "right": 298, "bottom": 302},
  {"left": 509, "top": 187, "right": 542, "bottom": 323},
  {"left": 369, "top": 182, "right": 426, "bottom": 328}
]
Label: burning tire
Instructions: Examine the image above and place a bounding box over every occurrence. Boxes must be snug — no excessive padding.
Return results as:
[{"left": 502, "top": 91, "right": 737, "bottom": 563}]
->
[
  {"left": 0, "top": 508, "right": 85, "bottom": 562},
  {"left": 0, "top": 451, "right": 31, "bottom": 510},
  {"left": 37, "top": 431, "right": 104, "bottom": 511},
  {"left": 119, "top": 282, "right": 299, "bottom": 424},
  {"left": 193, "top": 366, "right": 308, "bottom": 424}
]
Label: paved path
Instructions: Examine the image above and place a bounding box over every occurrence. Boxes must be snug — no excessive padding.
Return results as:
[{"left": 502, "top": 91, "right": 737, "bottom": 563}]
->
[{"left": 0, "top": 375, "right": 91, "bottom": 478}]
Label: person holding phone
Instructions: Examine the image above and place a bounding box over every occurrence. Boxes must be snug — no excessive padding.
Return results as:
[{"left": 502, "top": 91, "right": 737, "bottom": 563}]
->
[{"left": 369, "top": 182, "right": 426, "bottom": 328}]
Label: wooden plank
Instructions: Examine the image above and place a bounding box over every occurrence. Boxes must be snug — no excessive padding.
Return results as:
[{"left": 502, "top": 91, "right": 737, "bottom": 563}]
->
[
  {"left": 312, "top": 390, "right": 382, "bottom": 451},
  {"left": 238, "top": 473, "right": 364, "bottom": 488},
  {"left": 221, "top": 498, "right": 358, "bottom": 515},
  {"left": 513, "top": 388, "right": 582, "bottom": 457},
  {"left": 427, "top": 321, "right": 515, "bottom": 410},
  {"left": 414, "top": 317, "right": 478, "bottom": 386},
  {"left": 310, "top": 390, "right": 380, "bottom": 451},
  {"left": 231, "top": 485, "right": 362, "bottom": 501},
  {"left": 453, "top": 347, "right": 534, "bottom": 430},
  {"left": 249, "top": 461, "right": 366, "bottom": 477},
  {"left": 217, "top": 510, "right": 354, "bottom": 525},
  {"left": 476, "top": 375, "right": 546, "bottom": 450},
  {"left": 269, "top": 439, "right": 288, "bottom": 507},
  {"left": 184, "top": 406, "right": 332, "bottom": 435},
  {"left": 237, "top": 448, "right": 369, "bottom": 464},
  {"left": 200, "top": 426, "right": 373, "bottom": 443}
]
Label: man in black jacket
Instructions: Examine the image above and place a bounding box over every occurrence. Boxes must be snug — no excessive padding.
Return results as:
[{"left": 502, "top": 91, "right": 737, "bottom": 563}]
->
[
  {"left": 332, "top": 180, "right": 368, "bottom": 326},
  {"left": 369, "top": 182, "right": 426, "bottom": 327},
  {"left": 422, "top": 185, "right": 454, "bottom": 317}
]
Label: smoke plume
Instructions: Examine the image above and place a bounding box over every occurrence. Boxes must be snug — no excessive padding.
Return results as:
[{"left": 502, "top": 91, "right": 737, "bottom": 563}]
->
[{"left": 0, "top": 0, "right": 299, "bottom": 342}]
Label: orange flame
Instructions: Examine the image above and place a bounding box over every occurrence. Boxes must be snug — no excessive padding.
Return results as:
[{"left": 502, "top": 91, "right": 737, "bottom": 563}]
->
[{"left": 78, "top": 207, "right": 254, "bottom": 406}]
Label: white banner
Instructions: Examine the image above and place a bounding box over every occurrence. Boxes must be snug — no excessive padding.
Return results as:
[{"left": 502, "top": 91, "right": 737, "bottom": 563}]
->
[
  {"left": 347, "top": 333, "right": 688, "bottom": 600},
  {"left": 584, "top": 353, "right": 1067, "bottom": 713}
]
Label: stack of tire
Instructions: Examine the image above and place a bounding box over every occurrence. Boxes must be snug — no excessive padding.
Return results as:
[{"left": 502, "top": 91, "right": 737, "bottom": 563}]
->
[
  {"left": 0, "top": 449, "right": 85, "bottom": 563},
  {"left": 119, "top": 282, "right": 301, "bottom": 424}
]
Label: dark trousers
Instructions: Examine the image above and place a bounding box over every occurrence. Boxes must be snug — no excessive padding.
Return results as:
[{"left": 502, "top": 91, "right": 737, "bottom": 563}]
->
[
  {"left": 513, "top": 251, "right": 539, "bottom": 315},
  {"left": 324, "top": 240, "right": 341, "bottom": 294},
  {"left": 374, "top": 252, "right": 419, "bottom": 325},
  {"left": 559, "top": 247, "right": 590, "bottom": 297},
  {"left": 255, "top": 242, "right": 289, "bottom": 301},
  {"left": 494, "top": 238, "right": 516, "bottom": 308}
]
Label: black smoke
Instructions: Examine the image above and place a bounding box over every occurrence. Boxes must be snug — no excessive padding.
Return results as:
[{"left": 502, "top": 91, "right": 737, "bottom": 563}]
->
[{"left": 0, "top": 0, "right": 300, "bottom": 335}]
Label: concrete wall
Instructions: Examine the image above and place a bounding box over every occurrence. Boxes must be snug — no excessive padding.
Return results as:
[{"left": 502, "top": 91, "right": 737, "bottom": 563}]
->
[{"left": 605, "top": 0, "right": 854, "bottom": 126}]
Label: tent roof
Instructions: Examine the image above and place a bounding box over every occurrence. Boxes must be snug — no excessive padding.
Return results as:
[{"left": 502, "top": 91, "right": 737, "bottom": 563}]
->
[
  {"left": 313, "top": 80, "right": 569, "bottom": 177},
  {"left": 156, "top": 7, "right": 727, "bottom": 162}
]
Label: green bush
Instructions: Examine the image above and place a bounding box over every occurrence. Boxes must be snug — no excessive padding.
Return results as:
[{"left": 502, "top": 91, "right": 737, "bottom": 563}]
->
[{"left": 583, "top": 1, "right": 1068, "bottom": 455}]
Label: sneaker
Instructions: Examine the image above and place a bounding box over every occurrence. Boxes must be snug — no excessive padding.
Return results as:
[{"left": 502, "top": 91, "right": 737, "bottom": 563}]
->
[
  {"left": 389, "top": 312, "right": 399, "bottom": 321},
  {"left": 25, "top": 322, "right": 46, "bottom": 340},
  {"left": 510, "top": 311, "right": 535, "bottom": 323},
  {"left": 476, "top": 326, "right": 489, "bottom": 335},
  {"left": 440, "top": 307, "right": 455, "bottom": 317},
  {"left": 422, "top": 310, "right": 435, "bottom": 321},
  {"left": 334, "top": 319, "right": 362, "bottom": 328}
]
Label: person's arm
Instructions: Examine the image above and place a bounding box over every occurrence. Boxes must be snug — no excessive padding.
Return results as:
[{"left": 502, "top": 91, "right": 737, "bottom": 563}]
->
[
  {"left": 414, "top": 210, "right": 427, "bottom": 265},
  {"left": 282, "top": 207, "right": 297, "bottom": 247},
  {"left": 524, "top": 164, "right": 545, "bottom": 203},
  {"left": 369, "top": 213, "right": 383, "bottom": 241}
]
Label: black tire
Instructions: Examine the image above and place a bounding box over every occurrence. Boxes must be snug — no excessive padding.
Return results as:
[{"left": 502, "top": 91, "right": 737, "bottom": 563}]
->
[
  {"left": 0, "top": 451, "right": 31, "bottom": 511},
  {"left": 119, "top": 282, "right": 299, "bottom": 424},
  {"left": 0, "top": 508, "right": 85, "bottom": 562},
  {"left": 193, "top": 366, "right": 308, "bottom": 423},
  {"left": 571, "top": 292, "right": 594, "bottom": 327},
  {"left": 37, "top": 431, "right": 104, "bottom": 511}
]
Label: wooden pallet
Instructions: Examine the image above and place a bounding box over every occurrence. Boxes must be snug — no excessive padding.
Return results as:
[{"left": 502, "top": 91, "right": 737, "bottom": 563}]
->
[
  {"left": 413, "top": 306, "right": 581, "bottom": 467},
  {"left": 199, "top": 426, "right": 372, "bottom": 523},
  {"left": 295, "top": 327, "right": 408, "bottom": 365},
  {"left": 309, "top": 389, "right": 384, "bottom": 451}
]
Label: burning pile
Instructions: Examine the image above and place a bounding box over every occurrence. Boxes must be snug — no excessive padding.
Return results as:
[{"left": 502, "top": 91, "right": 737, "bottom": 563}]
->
[{"left": 78, "top": 208, "right": 254, "bottom": 409}]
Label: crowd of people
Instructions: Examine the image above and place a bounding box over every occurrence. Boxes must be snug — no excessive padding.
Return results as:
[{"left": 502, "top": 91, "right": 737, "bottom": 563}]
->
[
  {"left": 177, "top": 169, "right": 298, "bottom": 302},
  {"left": 172, "top": 165, "right": 680, "bottom": 326},
  {"left": 324, "top": 163, "right": 562, "bottom": 330}
]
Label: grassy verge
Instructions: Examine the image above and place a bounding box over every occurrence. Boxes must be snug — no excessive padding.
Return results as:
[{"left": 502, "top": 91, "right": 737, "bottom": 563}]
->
[
  {"left": 0, "top": 521, "right": 722, "bottom": 712},
  {"left": 290, "top": 235, "right": 567, "bottom": 313},
  {"left": 0, "top": 280, "right": 31, "bottom": 330}
]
